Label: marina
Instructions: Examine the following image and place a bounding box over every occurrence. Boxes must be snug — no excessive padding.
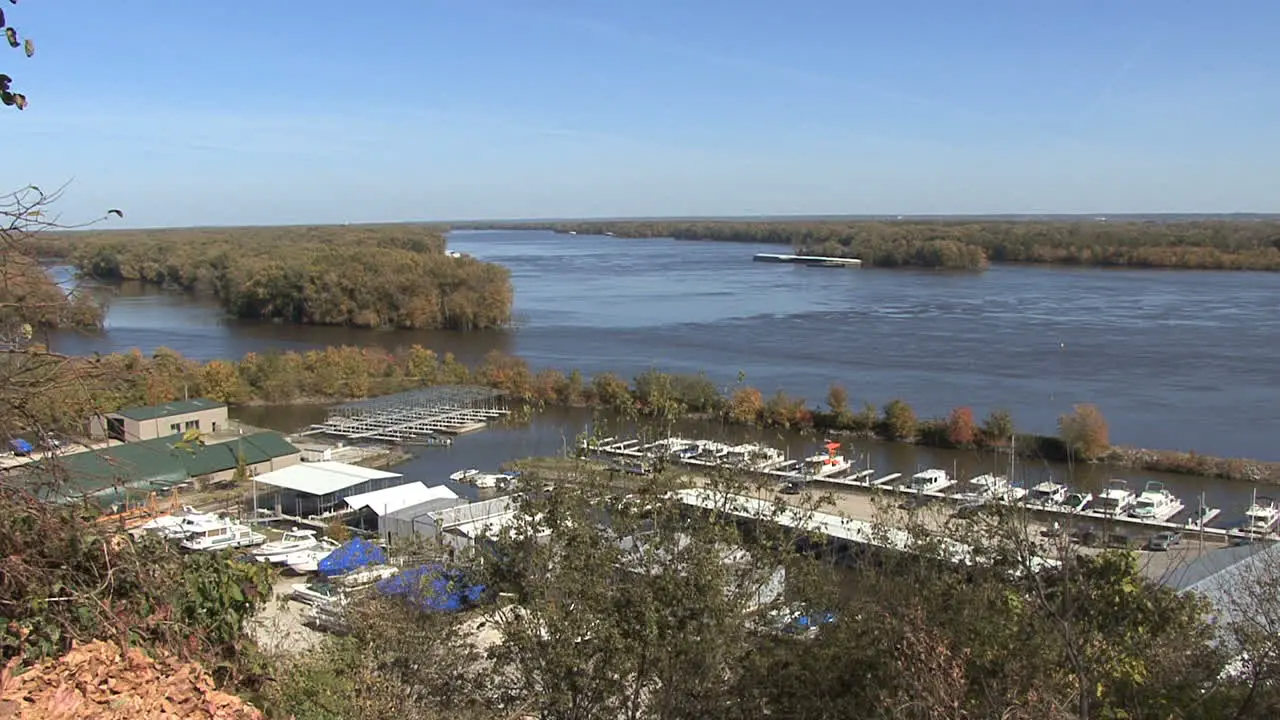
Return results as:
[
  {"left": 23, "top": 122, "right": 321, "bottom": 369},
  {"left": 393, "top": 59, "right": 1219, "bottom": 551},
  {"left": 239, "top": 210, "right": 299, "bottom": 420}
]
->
[
  {"left": 583, "top": 435, "right": 1253, "bottom": 539},
  {"left": 300, "top": 387, "right": 509, "bottom": 443}
]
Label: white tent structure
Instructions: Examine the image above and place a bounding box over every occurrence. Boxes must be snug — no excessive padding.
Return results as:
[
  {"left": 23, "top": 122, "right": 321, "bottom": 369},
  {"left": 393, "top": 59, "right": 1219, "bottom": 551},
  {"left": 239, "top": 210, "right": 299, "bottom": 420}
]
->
[
  {"left": 344, "top": 482, "right": 459, "bottom": 517},
  {"left": 254, "top": 461, "right": 404, "bottom": 519}
]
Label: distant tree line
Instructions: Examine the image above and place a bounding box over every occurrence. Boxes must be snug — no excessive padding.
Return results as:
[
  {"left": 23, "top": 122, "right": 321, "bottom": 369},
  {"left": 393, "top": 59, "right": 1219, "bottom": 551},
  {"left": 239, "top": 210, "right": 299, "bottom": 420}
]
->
[
  {"left": 26, "top": 345, "right": 1275, "bottom": 484},
  {"left": 32, "top": 224, "right": 512, "bottom": 330},
  {"left": 478, "top": 219, "right": 1280, "bottom": 271}
]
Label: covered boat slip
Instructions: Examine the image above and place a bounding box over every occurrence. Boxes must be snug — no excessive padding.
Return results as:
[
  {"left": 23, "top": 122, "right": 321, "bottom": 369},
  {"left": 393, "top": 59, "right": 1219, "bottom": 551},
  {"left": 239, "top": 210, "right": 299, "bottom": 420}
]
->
[
  {"left": 253, "top": 461, "right": 406, "bottom": 520},
  {"left": 301, "top": 386, "right": 509, "bottom": 443}
]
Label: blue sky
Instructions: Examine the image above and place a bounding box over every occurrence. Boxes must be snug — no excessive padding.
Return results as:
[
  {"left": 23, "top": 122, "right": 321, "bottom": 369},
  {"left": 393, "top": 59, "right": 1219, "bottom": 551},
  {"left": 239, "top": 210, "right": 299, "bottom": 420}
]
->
[{"left": 5, "top": 0, "right": 1279, "bottom": 226}]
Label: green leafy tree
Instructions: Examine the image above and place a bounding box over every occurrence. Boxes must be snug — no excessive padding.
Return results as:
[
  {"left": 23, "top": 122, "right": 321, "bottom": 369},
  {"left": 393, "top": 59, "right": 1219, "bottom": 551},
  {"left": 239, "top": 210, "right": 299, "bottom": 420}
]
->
[
  {"left": 880, "top": 398, "right": 918, "bottom": 440},
  {"left": 981, "top": 408, "right": 1016, "bottom": 446}
]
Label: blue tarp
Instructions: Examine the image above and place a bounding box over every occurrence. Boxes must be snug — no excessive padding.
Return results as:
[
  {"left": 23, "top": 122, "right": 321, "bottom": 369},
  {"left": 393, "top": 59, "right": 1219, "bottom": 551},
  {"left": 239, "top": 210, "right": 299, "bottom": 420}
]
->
[
  {"left": 376, "top": 563, "right": 486, "bottom": 613},
  {"left": 9, "top": 439, "right": 32, "bottom": 454},
  {"left": 318, "top": 538, "right": 387, "bottom": 577}
]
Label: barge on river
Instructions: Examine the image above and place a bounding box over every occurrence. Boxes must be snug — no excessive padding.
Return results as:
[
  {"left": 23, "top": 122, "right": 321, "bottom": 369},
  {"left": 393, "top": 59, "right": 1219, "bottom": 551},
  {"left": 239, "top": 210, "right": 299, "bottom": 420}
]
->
[{"left": 753, "top": 253, "right": 862, "bottom": 268}]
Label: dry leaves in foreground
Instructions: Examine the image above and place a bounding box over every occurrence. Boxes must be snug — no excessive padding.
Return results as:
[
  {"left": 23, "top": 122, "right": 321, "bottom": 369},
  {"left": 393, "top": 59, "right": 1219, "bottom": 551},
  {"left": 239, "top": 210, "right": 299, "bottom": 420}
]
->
[{"left": 0, "top": 640, "right": 264, "bottom": 719}]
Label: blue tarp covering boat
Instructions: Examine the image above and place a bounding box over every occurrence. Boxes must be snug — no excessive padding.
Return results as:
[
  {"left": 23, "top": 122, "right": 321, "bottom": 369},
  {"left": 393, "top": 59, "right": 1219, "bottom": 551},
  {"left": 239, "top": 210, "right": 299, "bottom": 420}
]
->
[
  {"left": 9, "top": 439, "right": 32, "bottom": 455},
  {"left": 376, "top": 563, "right": 486, "bottom": 613},
  {"left": 317, "top": 538, "right": 387, "bottom": 577}
]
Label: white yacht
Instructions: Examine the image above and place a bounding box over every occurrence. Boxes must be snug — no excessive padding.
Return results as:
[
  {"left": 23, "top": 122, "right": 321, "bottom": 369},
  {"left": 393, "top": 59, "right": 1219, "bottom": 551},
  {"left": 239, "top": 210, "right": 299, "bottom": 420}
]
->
[
  {"left": 252, "top": 528, "right": 320, "bottom": 563},
  {"left": 1092, "top": 480, "right": 1136, "bottom": 516},
  {"left": 1025, "top": 481, "right": 1068, "bottom": 507},
  {"left": 449, "top": 468, "right": 481, "bottom": 483},
  {"left": 1234, "top": 493, "right": 1280, "bottom": 537},
  {"left": 903, "top": 469, "right": 953, "bottom": 494},
  {"left": 1062, "top": 492, "right": 1093, "bottom": 513},
  {"left": 1129, "top": 481, "right": 1185, "bottom": 522},
  {"left": 282, "top": 539, "right": 342, "bottom": 574},
  {"left": 155, "top": 510, "right": 225, "bottom": 540},
  {"left": 179, "top": 519, "right": 266, "bottom": 552},
  {"left": 955, "top": 474, "right": 1025, "bottom": 504}
]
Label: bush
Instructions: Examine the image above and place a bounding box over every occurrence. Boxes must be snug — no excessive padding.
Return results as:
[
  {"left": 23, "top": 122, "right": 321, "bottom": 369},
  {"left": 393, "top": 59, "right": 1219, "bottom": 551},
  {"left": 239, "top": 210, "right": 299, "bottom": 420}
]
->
[
  {"left": 880, "top": 399, "right": 918, "bottom": 441},
  {"left": 1058, "top": 403, "right": 1110, "bottom": 461}
]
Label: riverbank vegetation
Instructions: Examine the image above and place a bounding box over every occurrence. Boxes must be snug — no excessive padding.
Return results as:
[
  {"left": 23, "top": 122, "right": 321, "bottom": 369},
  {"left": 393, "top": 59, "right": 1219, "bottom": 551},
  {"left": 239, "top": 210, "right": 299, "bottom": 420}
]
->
[
  {"left": 486, "top": 219, "right": 1280, "bottom": 271},
  {"left": 264, "top": 462, "right": 1280, "bottom": 719},
  {"left": 33, "top": 224, "right": 512, "bottom": 330},
  {"left": 26, "top": 344, "right": 1278, "bottom": 485}
]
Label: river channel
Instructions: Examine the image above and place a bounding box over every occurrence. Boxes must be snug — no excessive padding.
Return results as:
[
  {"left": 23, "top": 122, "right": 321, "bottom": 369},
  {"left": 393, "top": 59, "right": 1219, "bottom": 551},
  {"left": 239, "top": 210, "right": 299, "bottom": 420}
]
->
[{"left": 49, "top": 229, "right": 1280, "bottom": 462}]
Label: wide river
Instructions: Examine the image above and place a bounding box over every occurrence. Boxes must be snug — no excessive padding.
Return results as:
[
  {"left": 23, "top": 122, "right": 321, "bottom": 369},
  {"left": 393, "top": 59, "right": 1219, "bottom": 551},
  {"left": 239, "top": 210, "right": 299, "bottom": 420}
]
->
[{"left": 49, "top": 229, "right": 1280, "bottom": 462}]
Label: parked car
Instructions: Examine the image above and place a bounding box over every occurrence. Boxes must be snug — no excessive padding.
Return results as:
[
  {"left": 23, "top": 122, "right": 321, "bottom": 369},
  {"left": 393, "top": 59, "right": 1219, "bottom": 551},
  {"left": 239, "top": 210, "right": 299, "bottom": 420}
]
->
[
  {"left": 952, "top": 501, "right": 987, "bottom": 520},
  {"left": 899, "top": 494, "right": 935, "bottom": 511},
  {"left": 1070, "top": 525, "right": 1100, "bottom": 546},
  {"left": 1148, "top": 531, "right": 1183, "bottom": 551},
  {"left": 779, "top": 481, "right": 805, "bottom": 496},
  {"left": 1106, "top": 532, "right": 1138, "bottom": 549}
]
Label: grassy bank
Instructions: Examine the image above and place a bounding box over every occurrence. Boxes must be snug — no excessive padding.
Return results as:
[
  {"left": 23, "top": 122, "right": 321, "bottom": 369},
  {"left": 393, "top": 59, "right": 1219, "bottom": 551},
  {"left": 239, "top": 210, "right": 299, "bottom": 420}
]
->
[
  {"left": 473, "top": 219, "right": 1280, "bottom": 271},
  {"left": 28, "top": 344, "right": 1278, "bottom": 486}
]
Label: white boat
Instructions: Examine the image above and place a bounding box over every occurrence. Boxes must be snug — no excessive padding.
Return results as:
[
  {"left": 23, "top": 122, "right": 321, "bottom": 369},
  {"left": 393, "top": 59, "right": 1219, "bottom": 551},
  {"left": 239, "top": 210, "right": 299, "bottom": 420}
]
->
[
  {"left": 179, "top": 519, "right": 266, "bottom": 552},
  {"left": 252, "top": 528, "right": 320, "bottom": 563},
  {"left": 136, "top": 506, "right": 215, "bottom": 536},
  {"left": 449, "top": 468, "right": 481, "bottom": 482},
  {"left": 1129, "top": 481, "right": 1185, "bottom": 522},
  {"left": 954, "top": 474, "right": 1025, "bottom": 504},
  {"left": 902, "top": 469, "right": 952, "bottom": 494},
  {"left": 1184, "top": 505, "right": 1221, "bottom": 530},
  {"left": 802, "top": 441, "right": 851, "bottom": 478},
  {"left": 155, "top": 510, "right": 225, "bottom": 540},
  {"left": 1025, "top": 481, "right": 1068, "bottom": 507},
  {"left": 1233, "top": 492, "right": 1280, "bottom": 537},
  {"left": 471, "top": 473, "right": 506, "bottom": 489},
  {"left": 1062, "top": 492, "right": 1093, "bottom": 513},
  {"left": 333, "top": 564, "right": 398, "bottom": 588},
  {"left": 1092, "top": 480, "right": 1136, "bottom": 516},
  {"left": 282, "top": 539, "right": 342, "bottom": 574},
  {"left": 291, "top": 581, "right": 343, "bottom": 606}
]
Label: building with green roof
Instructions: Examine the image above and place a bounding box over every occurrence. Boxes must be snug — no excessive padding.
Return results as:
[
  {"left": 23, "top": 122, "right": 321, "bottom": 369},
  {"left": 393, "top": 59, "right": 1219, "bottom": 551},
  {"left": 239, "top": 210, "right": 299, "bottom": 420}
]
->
[
  {"left": 88, "top": 398, "right": 229, "bottom": 443},
  {"left": 28, "top": 431, "right": 301, "bottom": 507}
]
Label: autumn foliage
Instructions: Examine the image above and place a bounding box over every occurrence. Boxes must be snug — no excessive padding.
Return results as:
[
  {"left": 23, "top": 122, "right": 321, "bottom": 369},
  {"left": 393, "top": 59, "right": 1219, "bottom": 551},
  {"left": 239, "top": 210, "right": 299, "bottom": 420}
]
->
[
  {"left": 1058, "top": 403, "right": 1111, "bottom": 461},
  {"left": 0, "top": 641, "right": 263, "bottom": 719},
  {"left": 944, "top": 406, "right": 978, "bottom": 447}
]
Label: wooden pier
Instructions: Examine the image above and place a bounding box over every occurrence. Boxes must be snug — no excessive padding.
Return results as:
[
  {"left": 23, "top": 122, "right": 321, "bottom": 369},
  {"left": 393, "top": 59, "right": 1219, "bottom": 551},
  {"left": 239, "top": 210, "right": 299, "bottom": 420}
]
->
[{"left": 302, "top": 386, "right": 509, "bottom": 443}]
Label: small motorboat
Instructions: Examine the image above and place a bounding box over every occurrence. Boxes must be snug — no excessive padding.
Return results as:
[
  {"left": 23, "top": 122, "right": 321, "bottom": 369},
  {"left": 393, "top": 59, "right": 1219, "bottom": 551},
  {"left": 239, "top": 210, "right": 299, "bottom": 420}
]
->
[
  {"left": 252, "top": 528, "right": 320, "bottom": 564},
  {"left": 449, "top": 468, "right": 481, "bottom": 483}
]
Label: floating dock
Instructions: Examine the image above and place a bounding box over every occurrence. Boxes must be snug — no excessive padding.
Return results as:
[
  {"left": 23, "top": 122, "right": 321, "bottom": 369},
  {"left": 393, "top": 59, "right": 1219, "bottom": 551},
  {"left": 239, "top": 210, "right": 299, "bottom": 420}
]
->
[
  {"left": 584, "top": 435, "right": 1236, "bottom": 538},
  {"left": 302, "top": 386, "right": 509, "bottom": 443},
  {"left": 753, "top": 253, "right": 863, "bottom": 267}
]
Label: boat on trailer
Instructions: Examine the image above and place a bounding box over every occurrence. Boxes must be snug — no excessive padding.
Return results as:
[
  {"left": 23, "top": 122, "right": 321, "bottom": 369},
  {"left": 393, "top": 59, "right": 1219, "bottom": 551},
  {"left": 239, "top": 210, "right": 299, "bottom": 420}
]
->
[
  {"left": 252, "top": 528, "right": 321, "bottom": 563},
  {"left": 180, "top": 519, "right": 266, "bottom": 552}
]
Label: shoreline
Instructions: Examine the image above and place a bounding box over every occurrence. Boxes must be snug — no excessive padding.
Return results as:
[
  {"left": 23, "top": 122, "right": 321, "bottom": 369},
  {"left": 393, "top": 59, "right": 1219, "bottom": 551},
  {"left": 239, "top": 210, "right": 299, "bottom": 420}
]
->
[{"left": 40, "top": 346, "right": 1279, "bottom": 486}]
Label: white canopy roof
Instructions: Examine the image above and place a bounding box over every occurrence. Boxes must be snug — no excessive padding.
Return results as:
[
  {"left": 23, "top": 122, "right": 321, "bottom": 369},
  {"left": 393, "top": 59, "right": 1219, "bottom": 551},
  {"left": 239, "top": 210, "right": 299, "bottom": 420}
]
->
[
  {"left": 254, "top": 461, "right": 402, "bottom": 496},
  {"left": 344, "top": 482, "right": 459, "bottom": 516}
]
